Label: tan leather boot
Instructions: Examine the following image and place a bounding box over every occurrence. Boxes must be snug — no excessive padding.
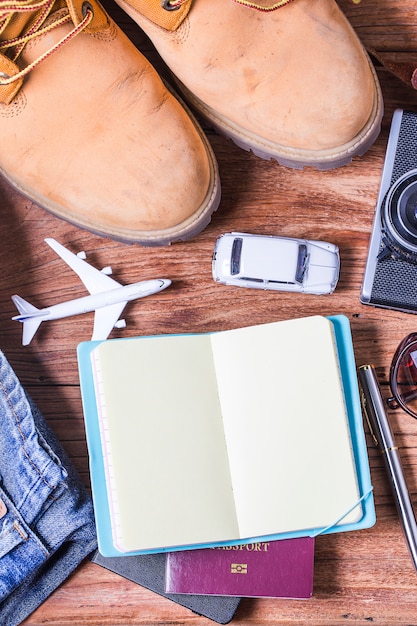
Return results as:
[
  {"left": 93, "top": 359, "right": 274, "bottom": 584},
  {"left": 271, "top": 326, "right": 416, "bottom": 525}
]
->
[
  {"left": 0, "top": 0, "right": 220, "bottom": 244},
  {"left": 114, "top": 0, "right": 383, "bottom": 170}
]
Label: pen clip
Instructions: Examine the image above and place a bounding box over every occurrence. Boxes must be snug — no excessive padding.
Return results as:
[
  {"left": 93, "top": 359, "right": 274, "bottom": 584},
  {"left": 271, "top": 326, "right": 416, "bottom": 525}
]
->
[{"left": 359, "top": 387, "right": 379, "bottom": 447}]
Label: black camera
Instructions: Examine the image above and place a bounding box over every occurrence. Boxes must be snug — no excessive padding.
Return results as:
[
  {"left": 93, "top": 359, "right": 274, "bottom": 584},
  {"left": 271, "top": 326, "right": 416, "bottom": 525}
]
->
[{"left": 361, "top": 109, "right": 417, "bottom": 314}]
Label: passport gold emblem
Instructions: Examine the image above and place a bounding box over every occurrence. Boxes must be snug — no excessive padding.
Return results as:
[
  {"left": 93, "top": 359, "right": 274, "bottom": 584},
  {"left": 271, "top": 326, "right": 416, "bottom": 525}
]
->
[{"left": 231, "top": 563, "right": 247, "bottom": 574}]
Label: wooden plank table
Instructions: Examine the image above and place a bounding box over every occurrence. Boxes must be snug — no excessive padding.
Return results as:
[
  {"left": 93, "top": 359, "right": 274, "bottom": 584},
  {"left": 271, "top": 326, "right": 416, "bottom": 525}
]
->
[{"left": 1, "top": 0, "right": 417, "bottom": 623}]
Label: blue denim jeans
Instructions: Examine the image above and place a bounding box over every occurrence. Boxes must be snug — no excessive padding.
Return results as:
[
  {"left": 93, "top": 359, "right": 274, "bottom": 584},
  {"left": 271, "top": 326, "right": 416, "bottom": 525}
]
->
[{"left": 0, "top": 350, "right": 97, "bottom": 626}]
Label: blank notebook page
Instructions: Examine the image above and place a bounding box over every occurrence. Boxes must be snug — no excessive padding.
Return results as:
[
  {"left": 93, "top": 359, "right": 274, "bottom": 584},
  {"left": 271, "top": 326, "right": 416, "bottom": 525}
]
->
[
  {"left": 210, "top": 316, "right": 361, "bottom": 538},
  {"left": 91, "top": 334, "right": 239, "bottom": 553}
]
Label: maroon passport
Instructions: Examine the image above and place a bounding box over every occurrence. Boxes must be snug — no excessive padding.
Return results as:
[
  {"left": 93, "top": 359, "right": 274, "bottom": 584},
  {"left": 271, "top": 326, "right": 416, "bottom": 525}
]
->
[{"left": 165, "top": 537, "right": 315, "bottom": 598}]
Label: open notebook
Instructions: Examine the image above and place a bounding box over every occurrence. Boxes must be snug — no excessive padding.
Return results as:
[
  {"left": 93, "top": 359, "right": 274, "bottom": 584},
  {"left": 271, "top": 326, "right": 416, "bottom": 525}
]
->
[{"left": 78, "top": 315, "right": 374, "bottom": 556}]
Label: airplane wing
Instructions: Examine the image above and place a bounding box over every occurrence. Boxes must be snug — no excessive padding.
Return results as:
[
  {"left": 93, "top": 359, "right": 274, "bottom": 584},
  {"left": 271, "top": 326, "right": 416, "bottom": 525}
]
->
[
  {"left": 45, "top": 238, "right": 122, "bottom": 294},
  {"left": 91, "top": 302, "right": 127, "bottom": 341}
]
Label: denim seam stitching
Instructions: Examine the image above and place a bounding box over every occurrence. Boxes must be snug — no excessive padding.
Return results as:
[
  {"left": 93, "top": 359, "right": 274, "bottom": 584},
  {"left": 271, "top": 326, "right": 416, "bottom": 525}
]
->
[
  {"left": 13, "top": 519, "right": 28, "bottom": 540},
  {"left": 0, "top": 516, "right": 50, "bottom": 557},
  {"left": 13, "top": 519, "right": 50, "bottom": 556},
  {"left": 0, "top": 378, "right": 57, "bottom": 492}
]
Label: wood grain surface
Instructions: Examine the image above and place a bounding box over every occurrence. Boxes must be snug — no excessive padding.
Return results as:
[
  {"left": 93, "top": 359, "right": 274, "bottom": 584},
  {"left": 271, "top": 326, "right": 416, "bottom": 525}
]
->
[{"left": 2, "top": 0, "right": 417, "bottom": 624}]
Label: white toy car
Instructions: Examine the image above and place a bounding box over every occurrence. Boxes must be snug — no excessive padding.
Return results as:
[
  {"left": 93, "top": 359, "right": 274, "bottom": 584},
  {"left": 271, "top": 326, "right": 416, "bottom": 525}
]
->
[{"left": 212, "top": 232, "right": 340, "bottom": 295}]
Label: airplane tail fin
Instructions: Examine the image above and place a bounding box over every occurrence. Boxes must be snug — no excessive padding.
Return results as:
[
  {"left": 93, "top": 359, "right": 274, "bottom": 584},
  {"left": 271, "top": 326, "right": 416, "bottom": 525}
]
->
[
  {"left": 12, "top": 295, "right": 41, "bottom": 316},
  {"left": 11, "top": 295, "right": 43, "bottom": 345}
]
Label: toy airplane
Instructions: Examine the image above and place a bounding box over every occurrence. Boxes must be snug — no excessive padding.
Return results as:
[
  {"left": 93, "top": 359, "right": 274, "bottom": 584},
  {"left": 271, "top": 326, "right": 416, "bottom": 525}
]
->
[{"left": 12, "top": 238, "right": 171, "bottom": 345}]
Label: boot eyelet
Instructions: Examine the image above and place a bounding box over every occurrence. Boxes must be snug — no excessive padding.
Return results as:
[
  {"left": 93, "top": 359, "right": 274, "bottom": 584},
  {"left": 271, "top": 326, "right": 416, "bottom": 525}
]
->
[
  {"left": 82, "top": 1, "right": 94, "bottom": 17},
  {"left": 161, "top": 0, "right": 181, "bottom": 10}
]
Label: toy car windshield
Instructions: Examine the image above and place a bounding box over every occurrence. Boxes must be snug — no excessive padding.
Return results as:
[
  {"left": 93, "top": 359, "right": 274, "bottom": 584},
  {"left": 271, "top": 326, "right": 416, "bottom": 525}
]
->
[
  {"left": 231, "top": 237, "right": 243, "bottom": 275},
  {"left": 295, "top": 244, "right": 308, "bottom": 283}
]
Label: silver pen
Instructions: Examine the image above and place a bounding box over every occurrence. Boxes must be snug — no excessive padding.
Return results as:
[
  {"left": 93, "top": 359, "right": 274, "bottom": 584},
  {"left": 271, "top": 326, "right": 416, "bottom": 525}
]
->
[{"left": 358, "top": 364, "right": 417, "bottom": 573}]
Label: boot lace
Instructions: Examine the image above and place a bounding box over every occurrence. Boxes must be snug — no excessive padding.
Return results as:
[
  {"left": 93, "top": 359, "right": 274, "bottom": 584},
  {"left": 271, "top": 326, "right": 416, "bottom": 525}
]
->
[
  {"left": 162, "top": 0, "right": 293, "bottom": 9},
  {"left": 0, "top": 0, "right": 93, "bottom": 85},
  {"left": 162, "top": 0, "right": 361, "bottom": 10}
]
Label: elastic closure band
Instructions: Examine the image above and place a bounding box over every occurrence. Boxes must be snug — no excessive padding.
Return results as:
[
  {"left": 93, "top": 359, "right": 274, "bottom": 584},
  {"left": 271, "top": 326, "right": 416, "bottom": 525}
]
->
[{"left": 310, "top": 487, "right": 374, "bottom": 538}]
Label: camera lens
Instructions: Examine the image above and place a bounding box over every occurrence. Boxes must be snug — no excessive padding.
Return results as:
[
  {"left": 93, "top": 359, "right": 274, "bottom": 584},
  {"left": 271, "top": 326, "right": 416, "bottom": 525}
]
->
[{"left": 383, "top": 170, "right": 417, "bottom": 262}]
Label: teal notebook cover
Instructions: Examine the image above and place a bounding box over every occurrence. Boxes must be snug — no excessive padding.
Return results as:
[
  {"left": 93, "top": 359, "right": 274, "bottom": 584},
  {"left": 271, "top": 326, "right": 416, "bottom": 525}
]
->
[{"left": 77, "top": 315, "right": 375, "bottom": 557}]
